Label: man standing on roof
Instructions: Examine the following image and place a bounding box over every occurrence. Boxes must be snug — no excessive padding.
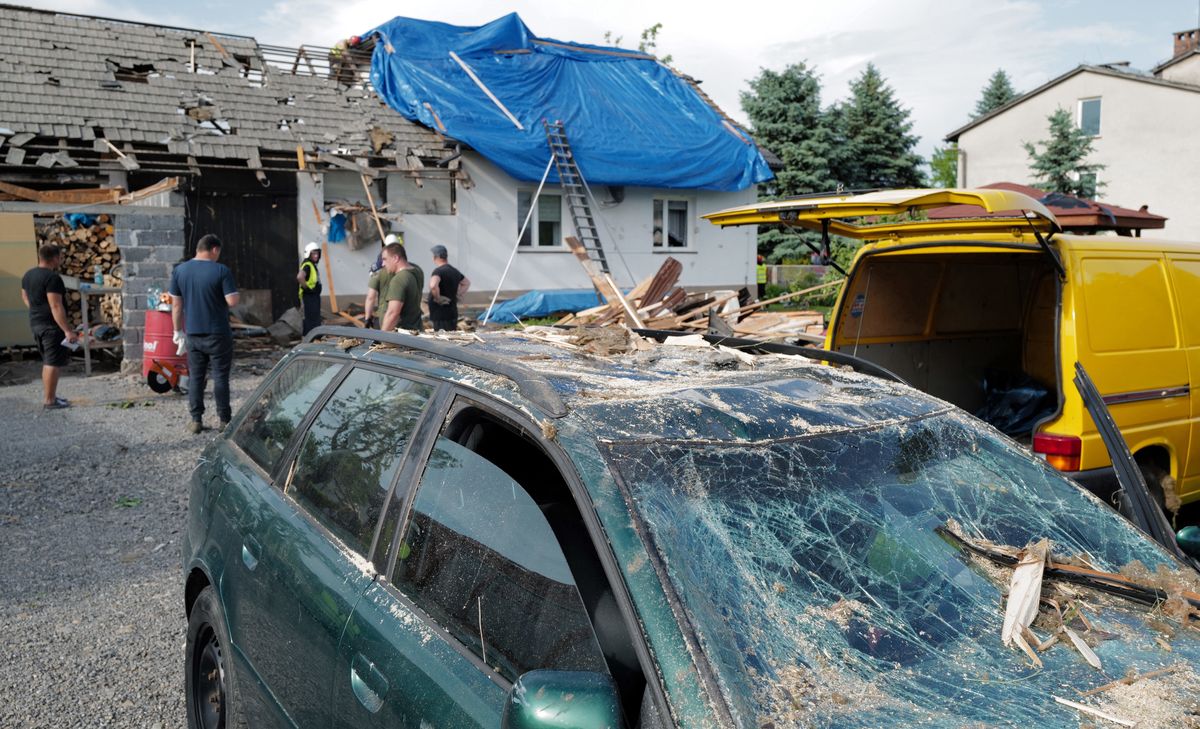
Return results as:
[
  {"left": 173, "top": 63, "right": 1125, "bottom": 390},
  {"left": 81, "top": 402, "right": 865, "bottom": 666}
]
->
[
  {"left": 21, "top": 244, "right": 78, "bottom": 409},
  {"left": 297, "top": 241, "right": 322, "bottom": 336},
  {"left": 427, "top": 245, "right": 470, "bottom": 332},
  {"left": 380, "top": 241, "right": 424, "bottom": 332},
  {"left": 364, "top": 233, "right": 401, "bottom": 328},
  {"left": 169, "top": 234, "right": 239, "bottom": 434}
]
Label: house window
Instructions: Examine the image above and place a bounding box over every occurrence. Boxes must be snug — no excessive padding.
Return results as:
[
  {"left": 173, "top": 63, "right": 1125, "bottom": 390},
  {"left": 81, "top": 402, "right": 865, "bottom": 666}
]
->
[
  {"left": 517, "top": 191, "right": 563, "bottom": 247},
  {"left": 653, "top": 199, "right": 690, "bottom": 248},
  {"left": 1079, "top": 98, "right": 1101, "bottom": 136}
]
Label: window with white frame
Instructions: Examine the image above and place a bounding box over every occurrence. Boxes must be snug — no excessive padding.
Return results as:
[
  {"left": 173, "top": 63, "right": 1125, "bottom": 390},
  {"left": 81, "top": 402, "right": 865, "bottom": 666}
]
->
[
  {"left": 652, "top": 199, "right": 690, "bottom": 249},
  {"left": 1079, "top": 98, "right": 1101, "bottom": 136},
  {"left": 517, "top": 191, "right": 563, "bottom": 247}
]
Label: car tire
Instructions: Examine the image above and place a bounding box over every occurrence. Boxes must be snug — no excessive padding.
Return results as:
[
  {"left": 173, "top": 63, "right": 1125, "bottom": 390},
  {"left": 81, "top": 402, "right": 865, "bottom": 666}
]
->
[
  {"left": 147, "top": 371, "right": 173, "bottom": 394},
  {"left": 186, "top": 586, "right": 246, "bottom": 729},
  {"left": 1139, "top": 463, "right": 1181, "bottom": 523}
]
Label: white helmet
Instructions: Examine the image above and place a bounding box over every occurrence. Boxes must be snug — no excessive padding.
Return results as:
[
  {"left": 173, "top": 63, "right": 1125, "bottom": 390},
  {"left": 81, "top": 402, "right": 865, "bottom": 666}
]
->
[
  {"left": 383, "top": 233, "right": 399, "bottom": 246},
  {"left": 304, "top": 241, "right": 321, "bottom": 256}
]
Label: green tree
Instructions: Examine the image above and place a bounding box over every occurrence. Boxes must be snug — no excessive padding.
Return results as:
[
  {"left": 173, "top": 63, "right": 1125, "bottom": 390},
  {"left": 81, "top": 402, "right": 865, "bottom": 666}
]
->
[
  {"left": 740, "top": 62, "right": 837, "bottom": 261},
  {"left": 930, "top": 143, "right": 958, "bottom": 187},
  {"left": 832, "top": 64, "right": 925, "bottom": 190},
  {"left": 1023, "top": 107, "right": 1105, "bottom": 198},
  {"left": 604, "top": 23, "right": 671, "bottom": 64},
  {"left": 974, "top": 69, "right": 1017, "bottom": 118}
]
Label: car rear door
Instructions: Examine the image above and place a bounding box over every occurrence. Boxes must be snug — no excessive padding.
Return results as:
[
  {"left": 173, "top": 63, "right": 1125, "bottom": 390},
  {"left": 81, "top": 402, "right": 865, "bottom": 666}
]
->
[{"left": 238, "top": 363, "right": 438, "bottom": 726}]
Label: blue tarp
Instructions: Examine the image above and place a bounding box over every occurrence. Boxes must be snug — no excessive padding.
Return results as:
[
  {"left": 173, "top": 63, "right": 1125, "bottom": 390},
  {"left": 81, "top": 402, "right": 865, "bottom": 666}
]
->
[
  {"left": 365, "top": 13, "right": 773, "bottom": 191},
  {"left": 479, "top": 289, "right": 606, "bottom": 324}
]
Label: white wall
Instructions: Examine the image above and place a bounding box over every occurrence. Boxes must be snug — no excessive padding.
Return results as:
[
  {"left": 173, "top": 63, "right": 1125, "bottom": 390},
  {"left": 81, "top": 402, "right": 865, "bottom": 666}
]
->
[
  {"left": 955, "top": 70, "right": 1200, "bottom": 241},
  {"left": 1159, "top": 55, "right": 1200, "bottom": 86},
  {"left": 296, "top": 154, "right": 759, "bottom": 303}
]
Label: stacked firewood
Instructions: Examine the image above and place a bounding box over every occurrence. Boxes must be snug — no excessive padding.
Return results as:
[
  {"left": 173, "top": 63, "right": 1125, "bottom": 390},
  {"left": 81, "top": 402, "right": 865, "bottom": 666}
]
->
[{"left": 37, "top": 215, "right": 123, "bottom": 328}]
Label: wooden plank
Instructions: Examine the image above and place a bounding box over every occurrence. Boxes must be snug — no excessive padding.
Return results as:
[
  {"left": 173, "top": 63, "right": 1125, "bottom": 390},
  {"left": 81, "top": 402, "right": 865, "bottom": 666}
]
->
[
  {"left": 321, "top": 241, "right": 339, "bottom": 313},
  {"left": 120, "top": 176, "right": 180, "bottom": 204},
  {"left": 564, "top": 236, "right": 643, "bottom": 328},
  {"left": 337, "top": 311, "right": 365, "bottom": 328},
  {"left": 317, "top": 151, "right": 378, "bottom": 178},
  {"left": 726, "top": 278, "right": 846, "bottom": 318},
  {"left": 360, "top": 174, "right": 387, "bottom": 245},
  {"left": 0, "top": 181, "right": 42, "bottom": 201}
]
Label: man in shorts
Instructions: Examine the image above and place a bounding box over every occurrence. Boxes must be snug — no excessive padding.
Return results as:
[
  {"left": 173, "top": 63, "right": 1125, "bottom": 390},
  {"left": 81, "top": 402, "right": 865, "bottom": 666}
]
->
[{"left": 21, "top": 244, "right": 78, "bottom": 409}]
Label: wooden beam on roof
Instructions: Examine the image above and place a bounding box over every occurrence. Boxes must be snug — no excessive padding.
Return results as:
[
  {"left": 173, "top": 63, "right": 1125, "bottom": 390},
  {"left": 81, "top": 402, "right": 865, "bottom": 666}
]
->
[
  {"left": 316, "top": 152, "right": 378, "bottom": 178},
  {"left": 0, "top": 181, "right": 124, "bottom": 204}
]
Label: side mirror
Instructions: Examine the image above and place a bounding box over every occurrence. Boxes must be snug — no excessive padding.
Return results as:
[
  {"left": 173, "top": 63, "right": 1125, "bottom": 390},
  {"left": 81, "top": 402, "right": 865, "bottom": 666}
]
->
[
  {"left": 501, "top": 670, "right": 622, "bottom": 729},
  {"left": 1179, "top": 526, "right": 1200, "bottom": 559}
]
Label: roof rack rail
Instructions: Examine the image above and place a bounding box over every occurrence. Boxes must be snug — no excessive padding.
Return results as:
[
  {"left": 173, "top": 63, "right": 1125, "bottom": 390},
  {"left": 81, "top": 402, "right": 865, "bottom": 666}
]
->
[
  {"left": 631, "top": 329, "right": 909, "bottom": 385},
  {"left": 304, "top": 326, "right": 568, "bottom": 418}
]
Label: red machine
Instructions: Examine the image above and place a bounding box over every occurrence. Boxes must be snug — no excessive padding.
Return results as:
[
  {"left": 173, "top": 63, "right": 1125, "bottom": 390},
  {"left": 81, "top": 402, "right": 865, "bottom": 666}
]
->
[{"left": 142, "top": 309, "right": 188, "bottom": 393}]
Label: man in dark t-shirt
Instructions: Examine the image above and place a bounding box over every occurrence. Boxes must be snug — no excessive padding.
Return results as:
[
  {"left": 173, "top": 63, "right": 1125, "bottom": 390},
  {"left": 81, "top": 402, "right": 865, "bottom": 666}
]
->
[
  {"left": 168, "top": 234, "right": 240, "bottom": 434},
  {"left": 21, "top": 244, "right": 78, "bottom": 409},
  {"left": 427, "top": 245, "right": 470, "bottom": 331}
]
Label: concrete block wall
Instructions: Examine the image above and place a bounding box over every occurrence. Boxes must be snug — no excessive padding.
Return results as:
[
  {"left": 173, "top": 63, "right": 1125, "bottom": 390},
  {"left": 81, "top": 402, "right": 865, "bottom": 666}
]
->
[{"left": 115, "top": 194, "right": 186, "bottom": 370}]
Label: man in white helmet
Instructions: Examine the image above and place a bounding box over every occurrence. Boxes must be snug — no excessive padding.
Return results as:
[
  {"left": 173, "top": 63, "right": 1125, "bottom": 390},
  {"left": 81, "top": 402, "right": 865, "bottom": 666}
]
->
[{"left": 297, "top": 241, "right": 323, "bottom": 335}]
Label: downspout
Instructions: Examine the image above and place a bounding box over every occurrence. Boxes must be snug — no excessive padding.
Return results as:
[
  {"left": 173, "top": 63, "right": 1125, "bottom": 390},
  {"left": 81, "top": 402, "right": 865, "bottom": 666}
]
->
[{"left": 956, "top": 147, "right": 967, "bottom": 187}]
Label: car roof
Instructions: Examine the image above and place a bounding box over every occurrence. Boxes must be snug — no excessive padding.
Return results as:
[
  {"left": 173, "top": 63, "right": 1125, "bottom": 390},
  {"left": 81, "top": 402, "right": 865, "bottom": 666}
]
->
[{"left": 299, "top": 328, "right": 950, "bottom": 444}]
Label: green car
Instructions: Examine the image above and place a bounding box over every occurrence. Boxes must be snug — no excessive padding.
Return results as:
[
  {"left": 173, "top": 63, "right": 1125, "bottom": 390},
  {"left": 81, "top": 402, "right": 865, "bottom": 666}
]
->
[{"left": 183, "top": 327, "right": 1200, "bottom": 728}]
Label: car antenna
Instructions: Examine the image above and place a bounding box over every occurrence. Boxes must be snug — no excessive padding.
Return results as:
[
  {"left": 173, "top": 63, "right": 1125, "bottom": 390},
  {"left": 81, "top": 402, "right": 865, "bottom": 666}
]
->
[{"left": 1021, "top": 211, "right": 1066, "bottom": 281}]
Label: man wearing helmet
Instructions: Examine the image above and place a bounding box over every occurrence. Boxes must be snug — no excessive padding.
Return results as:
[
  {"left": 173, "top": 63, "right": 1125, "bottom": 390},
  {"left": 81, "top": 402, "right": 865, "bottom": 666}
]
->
[{"left": 297, "top": 241, "right": 323, "bottom": 335}]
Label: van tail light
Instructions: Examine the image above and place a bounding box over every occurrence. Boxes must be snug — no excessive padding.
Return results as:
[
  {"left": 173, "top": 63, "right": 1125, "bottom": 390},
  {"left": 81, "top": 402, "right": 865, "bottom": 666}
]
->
[{"left": 1033, "top": 433, "right": 1082, "bottom": 472}]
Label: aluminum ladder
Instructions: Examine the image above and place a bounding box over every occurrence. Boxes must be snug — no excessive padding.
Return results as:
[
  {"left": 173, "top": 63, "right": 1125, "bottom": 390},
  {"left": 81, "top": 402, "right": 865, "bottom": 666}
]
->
[{"left": 543, "top": 120, "right": 610, "bottom": 274}]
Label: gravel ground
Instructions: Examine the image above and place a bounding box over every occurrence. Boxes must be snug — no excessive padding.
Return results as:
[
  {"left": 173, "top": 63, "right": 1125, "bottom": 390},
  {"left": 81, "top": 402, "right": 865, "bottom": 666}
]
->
[{"left": 0, "top": 343, "right": 282, "bottom": 728}]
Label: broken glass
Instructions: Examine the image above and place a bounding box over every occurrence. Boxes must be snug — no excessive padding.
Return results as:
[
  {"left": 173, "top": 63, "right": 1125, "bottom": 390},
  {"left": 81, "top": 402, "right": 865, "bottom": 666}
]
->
[{"left": 605, "top": 410, "right": 1200, "bottom": 727}]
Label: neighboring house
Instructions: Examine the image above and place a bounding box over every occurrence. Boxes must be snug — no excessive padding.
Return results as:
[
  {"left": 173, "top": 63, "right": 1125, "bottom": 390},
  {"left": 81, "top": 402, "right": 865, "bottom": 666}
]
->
[
  {"left": 945, "top": 29, "right": 1200, "bottom": 241},
  {"left": 0, "top": 5, "right": 768, "bottom": 342}
]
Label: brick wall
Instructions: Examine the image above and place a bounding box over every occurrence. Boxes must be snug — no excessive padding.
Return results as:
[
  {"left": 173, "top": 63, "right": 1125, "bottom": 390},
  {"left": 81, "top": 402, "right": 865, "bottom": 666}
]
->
[{"left": 115, "top": 198, "right": 186, "bottom": 370}]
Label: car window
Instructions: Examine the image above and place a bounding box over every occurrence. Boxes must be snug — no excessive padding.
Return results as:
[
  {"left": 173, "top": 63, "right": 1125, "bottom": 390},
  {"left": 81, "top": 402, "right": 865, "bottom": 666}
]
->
[
  {"left": 233, "top": 358, "right": 341, "bottom": 473},
  {"left": 288, "top": 368, "right": 433, "bottom": 556},
  {"left": 392, "top": 435, "right": 608, "bottom": 681}
]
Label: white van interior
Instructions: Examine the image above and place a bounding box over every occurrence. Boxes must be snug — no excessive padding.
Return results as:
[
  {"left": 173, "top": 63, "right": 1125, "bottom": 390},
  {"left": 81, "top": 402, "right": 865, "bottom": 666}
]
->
[{"left": 830, "top": 249, "right": 1060, "bottom": 437}]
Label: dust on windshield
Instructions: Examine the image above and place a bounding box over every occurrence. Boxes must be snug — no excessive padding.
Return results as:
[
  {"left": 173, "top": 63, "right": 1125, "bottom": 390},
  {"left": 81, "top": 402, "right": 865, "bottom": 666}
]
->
[{"left": 605, "top": 410, "right": 1199, "bottom": 727}]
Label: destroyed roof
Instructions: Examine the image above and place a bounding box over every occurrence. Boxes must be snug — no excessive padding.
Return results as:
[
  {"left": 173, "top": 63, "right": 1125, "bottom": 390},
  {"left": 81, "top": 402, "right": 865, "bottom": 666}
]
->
[
  {"left": 927, "top": 181, "right": 1168, "bottom": 233},
  {"left": 0, "top": 4, "right": 443, "bottom": 168},
  {"left": 364, "top": 13, "right": 774, "bottom": 191}
]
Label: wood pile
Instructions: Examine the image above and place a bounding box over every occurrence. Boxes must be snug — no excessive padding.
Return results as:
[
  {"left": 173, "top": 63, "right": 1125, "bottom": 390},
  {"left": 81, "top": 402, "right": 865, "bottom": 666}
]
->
[
  {"left": 556, "top": 253, "right": 840, "bottom": 343},
  {"left": 37, "top": 215, "right": 124, "bottom": 328}
]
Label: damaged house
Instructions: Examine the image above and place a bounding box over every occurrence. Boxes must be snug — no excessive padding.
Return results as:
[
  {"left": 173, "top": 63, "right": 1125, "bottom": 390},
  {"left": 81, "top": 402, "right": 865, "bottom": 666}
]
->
[{"left": 0, "top": 5, "right": 770, "bottom": 360}]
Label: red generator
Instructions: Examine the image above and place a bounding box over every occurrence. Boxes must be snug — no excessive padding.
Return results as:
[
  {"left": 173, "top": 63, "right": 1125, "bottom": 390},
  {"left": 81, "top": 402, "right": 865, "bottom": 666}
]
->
[{"left": 142, "top": 309, "right": 188, "bottom": 393}]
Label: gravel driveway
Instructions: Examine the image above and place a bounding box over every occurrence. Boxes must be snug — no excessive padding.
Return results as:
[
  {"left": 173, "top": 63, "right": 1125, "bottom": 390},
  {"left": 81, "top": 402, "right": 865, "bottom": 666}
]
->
[{"left": 0, "top": 345, "right": 280, "bottom": 728}]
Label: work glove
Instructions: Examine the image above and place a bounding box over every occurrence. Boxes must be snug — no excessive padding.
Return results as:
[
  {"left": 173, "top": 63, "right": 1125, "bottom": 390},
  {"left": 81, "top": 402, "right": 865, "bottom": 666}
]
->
[
  {"left": 434, "top": 295, "right": 451, "bottom": 306},
  {"left": 172, "top": 330, "right": 187, "bottom": 356},
  {"left": 365, "top": 316, "right": 378, "bottom": 329}
]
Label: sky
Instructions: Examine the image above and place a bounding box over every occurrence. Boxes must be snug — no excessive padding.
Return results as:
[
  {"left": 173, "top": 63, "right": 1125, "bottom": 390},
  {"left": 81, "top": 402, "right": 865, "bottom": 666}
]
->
[{"left": 17, "top": 0, "right": 1200, "bottom": 162}]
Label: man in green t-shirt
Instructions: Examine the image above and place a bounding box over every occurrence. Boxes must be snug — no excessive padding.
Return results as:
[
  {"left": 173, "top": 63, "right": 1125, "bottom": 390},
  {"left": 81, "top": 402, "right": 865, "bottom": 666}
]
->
[{"left": 380, "top": 242, "right": 424, "bottom": 331}]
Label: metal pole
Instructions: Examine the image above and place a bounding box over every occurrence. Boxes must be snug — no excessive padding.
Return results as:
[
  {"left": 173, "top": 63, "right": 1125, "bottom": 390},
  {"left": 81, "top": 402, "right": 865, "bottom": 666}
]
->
[{"left": 482, "top": 156, "right": 555, "bottom": 325}]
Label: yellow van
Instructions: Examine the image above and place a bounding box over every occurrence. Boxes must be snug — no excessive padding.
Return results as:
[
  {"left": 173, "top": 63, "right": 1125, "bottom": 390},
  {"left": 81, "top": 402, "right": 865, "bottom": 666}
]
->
[{"left": 705, "top": 188, "right": 1200, "bottom": 513}]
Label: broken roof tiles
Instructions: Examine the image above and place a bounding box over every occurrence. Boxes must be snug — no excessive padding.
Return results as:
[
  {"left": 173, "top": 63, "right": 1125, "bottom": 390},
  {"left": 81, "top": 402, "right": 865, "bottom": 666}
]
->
[{"left": 0, "top": 4, "right": 443, "bottom": 163}]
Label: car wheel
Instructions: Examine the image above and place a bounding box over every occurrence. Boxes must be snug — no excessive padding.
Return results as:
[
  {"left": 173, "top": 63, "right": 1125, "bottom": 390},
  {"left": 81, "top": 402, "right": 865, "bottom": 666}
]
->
[
  {"left": 147, "top": 371, "right": 172, "bottom": 394},
  {"left": 1139, "top": 463, "right": 1181, "bottom": 523},
  {"left": 186, "top": 586, "right": 245, "bottom": 729}
]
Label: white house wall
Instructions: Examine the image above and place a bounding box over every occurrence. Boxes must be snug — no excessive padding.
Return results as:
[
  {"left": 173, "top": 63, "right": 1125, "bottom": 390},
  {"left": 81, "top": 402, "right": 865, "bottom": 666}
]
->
[
  {"left": 297, "top": 153, "right": 759, "bottom": 303},
  {"left": 955, "top": 70, "right": 1200, "bottom": 241}
]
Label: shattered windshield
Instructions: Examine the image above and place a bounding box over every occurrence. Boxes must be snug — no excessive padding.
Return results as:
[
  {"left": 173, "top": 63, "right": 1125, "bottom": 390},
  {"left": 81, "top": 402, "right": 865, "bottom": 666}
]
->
[{"left": 605, "top": 410, "right": 1200, "bottom": 727}]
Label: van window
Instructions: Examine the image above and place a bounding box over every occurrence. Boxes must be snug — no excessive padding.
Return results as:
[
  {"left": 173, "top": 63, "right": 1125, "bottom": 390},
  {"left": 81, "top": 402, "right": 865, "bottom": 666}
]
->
[
  {"left": 288, "top": 368, "right": 433, "bottom": 556},
  {"left": 233, "top": 359, "right": 341, "bottom": 473},
  {"left": 392, "top": 434, "right": 608, "bottom": 681},
  {"left": 1168, "top": 258, "right": 1200, "bottom": 347},
  {"left": 1080, "top": 257, "right": 1176, "bottom": 352}
]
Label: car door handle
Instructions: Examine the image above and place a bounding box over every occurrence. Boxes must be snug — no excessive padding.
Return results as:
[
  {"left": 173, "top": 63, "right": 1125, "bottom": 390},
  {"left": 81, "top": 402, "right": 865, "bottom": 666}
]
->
[
  {"left": 241, "top": 537, "right": 261, "bottom": 571},
  {"left": 350, "top": 653, "right": 388, "bottom": 714}
]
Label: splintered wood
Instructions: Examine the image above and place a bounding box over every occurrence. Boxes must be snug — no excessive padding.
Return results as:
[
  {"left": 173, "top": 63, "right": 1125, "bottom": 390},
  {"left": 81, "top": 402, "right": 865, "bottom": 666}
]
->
[{"left": 556, "top": 253, "right": 832, "bottom": 341}]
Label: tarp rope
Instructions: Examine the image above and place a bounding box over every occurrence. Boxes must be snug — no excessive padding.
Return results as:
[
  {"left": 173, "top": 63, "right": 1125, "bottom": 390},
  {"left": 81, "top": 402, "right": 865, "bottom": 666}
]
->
[{"left": 482, "top": 155, "right": 555, "bottom": 325}]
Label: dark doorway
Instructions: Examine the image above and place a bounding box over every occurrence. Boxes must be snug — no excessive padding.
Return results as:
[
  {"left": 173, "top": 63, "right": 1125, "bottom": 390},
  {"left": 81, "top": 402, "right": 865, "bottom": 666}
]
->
[{"left": 184, "top": 170, "right": 298, "bottom": 320}]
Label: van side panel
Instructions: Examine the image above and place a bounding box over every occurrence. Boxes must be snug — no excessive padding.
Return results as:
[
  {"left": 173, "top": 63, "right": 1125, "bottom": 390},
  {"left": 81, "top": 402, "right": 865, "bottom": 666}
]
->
[
  {"left": 1166, "top": 256, "right": 1200, "bottom": 501},
  {"left": 1070, "top": 252, "right": 1191, "bottom": 490}
]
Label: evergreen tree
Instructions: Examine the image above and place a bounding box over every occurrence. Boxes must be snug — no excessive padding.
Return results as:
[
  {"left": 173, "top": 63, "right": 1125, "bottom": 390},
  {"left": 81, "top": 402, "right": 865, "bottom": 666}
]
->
[
  {"left": 832, "top": 64, "right": 925, "bottom": 190},
  {"left": 740, "top": 62, "right": 837, "bottom": 261},
  {"left": 1023, "top": 107, "right": 1105, "bottom": 198},
  {"left": 974, "top": 69, "right": 1017, "bottom": 118},
  {"left": 930, "top": 144, "right": 958, "bottom": 187}
]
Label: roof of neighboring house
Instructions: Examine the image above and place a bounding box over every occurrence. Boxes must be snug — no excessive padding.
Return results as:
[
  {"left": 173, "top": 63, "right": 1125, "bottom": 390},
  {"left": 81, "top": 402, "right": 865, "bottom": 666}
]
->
[
  {"left": 944, "top": 64, "right": 1200, "bottom": 142},
  {"left": 0, "top": 3, "right": 444, "bottom": 175},
  {"left": 927, "top": 182, "right": 1167, "bottom": 233},
  {"left": 1153, "top": 47, "right": 1200, "bottom": 75}
]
